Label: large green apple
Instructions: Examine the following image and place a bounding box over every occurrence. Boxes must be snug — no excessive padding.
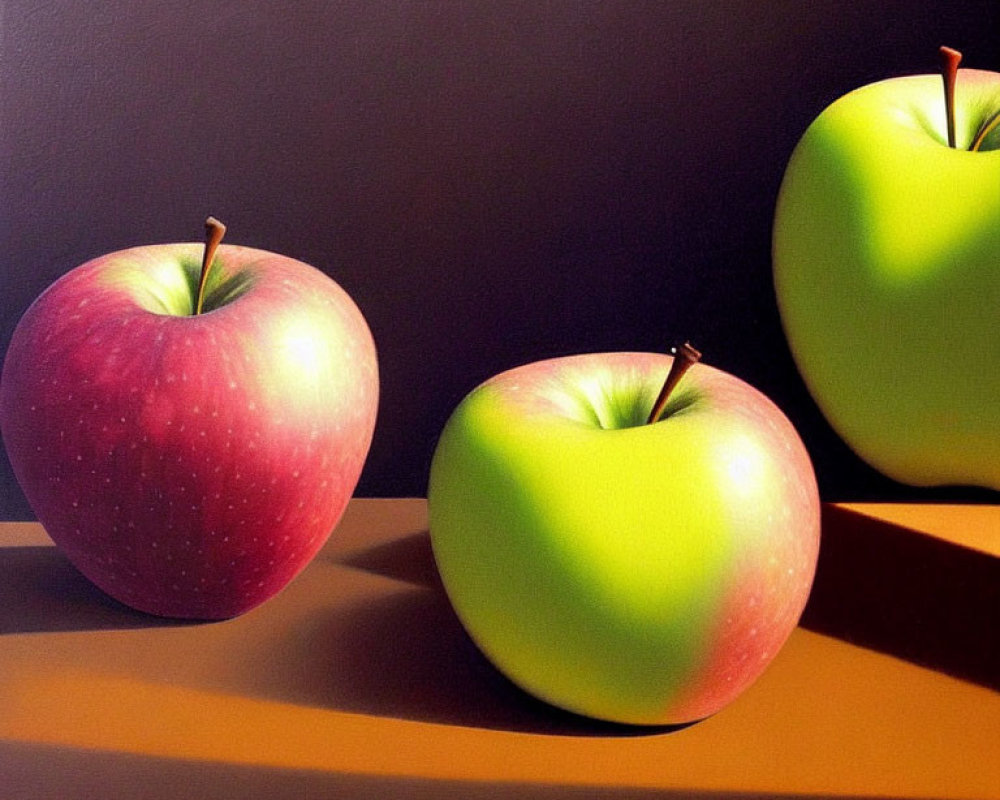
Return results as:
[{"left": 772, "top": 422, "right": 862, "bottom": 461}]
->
[
  {"left": 427, "top": 349, "right": 820, "bottom": 726},
  {"left": 773, "top": 48, "right": 1000, "bottom": 489}
]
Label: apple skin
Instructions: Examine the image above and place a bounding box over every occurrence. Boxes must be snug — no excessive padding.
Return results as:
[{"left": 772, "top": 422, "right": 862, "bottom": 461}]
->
[
  {"left": 773, "top": 67, "right": 1000, "bottom": 489},
  {"left": 0, "top": 242, "right": 378, "bottom": 619},
  {"left": 427, "top": 352, "right": 820, "bottom": 726}
]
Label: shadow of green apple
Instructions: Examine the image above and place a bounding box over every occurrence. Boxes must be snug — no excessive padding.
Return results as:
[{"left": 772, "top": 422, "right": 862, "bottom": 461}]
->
[
  {"left": 801, "top": 505, "right": 999, "bottom": 690},
  {"left": 272, "top": 530, "right": 691, "bottom": 737}
]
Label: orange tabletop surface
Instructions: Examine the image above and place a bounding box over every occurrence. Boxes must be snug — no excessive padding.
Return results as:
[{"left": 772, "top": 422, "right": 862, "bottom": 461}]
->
[{"left": 1, "top": 499, "right": 997, "bottom": 799}]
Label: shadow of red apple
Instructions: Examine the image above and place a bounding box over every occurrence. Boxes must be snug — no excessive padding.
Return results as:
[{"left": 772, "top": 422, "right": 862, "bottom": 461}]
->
[{"left": 0, "top": 545, "right": 205, "bottom": 634}]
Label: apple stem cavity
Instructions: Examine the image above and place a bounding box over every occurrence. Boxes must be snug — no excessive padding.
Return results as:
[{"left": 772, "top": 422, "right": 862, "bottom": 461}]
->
[
  {"left": 970, "top": 110, "right": 1000, "bottom": 152},
  {"left": 939, "top": 46, "right": 962, "bottom": 148},
  {"left": 646, "top": 342, "right": 702, "bottom": 425},
  {"left": 195, "top": 216, "right": 227, "bottom": 315}
]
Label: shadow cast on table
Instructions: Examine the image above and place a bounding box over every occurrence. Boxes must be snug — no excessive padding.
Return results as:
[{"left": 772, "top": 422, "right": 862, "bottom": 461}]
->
[
  {"left": 338, "top": 527, "right": 444, "bottom": 589},
  {"left": 5, "top": 507, "right": 995, "bottom": 745},
  {"left": 0, "top": 546, "right": 202, "bottom": 634},
  {"left": 278, "top": 530, "right": 685, "bottom": 737},
  {"left": 801, "top": 505, "right": 999, "bottom": 691},
  {"left": 0, "top": 741, "right": 916, "bottom": 800},
  {"left": 279, "top": 514, "right": 1000, "bottom": 734}
]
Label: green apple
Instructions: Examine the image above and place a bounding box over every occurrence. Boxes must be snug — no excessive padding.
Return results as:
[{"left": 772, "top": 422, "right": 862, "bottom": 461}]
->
[
  {"left": 427, "top": 347, "right": 820, "bottom": 726},
  {"left": 773, "top": 47, "right": 1000, "bottom": 489}
]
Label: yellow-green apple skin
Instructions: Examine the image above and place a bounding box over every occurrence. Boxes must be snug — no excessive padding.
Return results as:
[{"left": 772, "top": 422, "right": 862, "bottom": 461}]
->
[
  {"left": 427, "top": 352, "right": 820, "bottom": 726},
  {"left": 0, "top": 242, "right": 378, "bottom": 618},
  {"left": 773, "top": 67, "right": 1000, "bottom": 489}
]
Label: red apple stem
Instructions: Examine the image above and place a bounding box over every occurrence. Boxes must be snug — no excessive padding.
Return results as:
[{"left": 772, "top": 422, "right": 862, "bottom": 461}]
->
[
  {"left": 646, "top": 342, "right": 702, "bottom": 425},
  {"left": 939, "top": 46, "right": 962, "bottom": 148},
  {"left": 195, "top": 217, "right": 227, "bottom": 315}
]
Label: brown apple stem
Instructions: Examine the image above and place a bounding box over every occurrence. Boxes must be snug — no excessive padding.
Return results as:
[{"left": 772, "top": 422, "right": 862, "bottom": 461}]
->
[
  {"left": 939, "top": 46, "right": 962, "bottom": 148},
  {"left": 970, "top": 109, "right": 1000, "bottom": 152},
  {"left": 646, "top": 342, "right": 702, "bottom": 425},
  {"left": 195, "top": 217, "right": 227, "bottom": 315}
]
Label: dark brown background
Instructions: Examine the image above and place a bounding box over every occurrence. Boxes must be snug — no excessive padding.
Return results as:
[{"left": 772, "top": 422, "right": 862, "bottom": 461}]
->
[{"left": 2, "top": 1, "right": 999, "bottom": 517}]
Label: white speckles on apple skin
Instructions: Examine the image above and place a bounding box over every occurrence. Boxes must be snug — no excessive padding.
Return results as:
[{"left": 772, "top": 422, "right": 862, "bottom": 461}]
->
[{"left": 0, "top": 243, "right": 379, "bottom": 619}]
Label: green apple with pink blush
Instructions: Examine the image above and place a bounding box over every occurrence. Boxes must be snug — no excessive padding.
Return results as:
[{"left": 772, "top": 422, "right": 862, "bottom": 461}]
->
[
  {"left": 428, "top": 345, "right": 820, "bottom": 726},
  {"left": 773, "top": 47, "right": 1000, "bottom": 489}
]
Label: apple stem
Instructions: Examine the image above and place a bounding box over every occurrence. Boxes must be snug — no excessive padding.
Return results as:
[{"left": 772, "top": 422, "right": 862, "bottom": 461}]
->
[
  {"left": 970, "top": 109, "right": 1000, "bottom": 152},
  {"left": 646, "top": 342, "right": 702, "bottom": 425},
  {"left": 939, "top": 46, "right": 962, "bottom": 148},
  {"left": 195, "top": 217, "right": 227, "bottom": 315}
]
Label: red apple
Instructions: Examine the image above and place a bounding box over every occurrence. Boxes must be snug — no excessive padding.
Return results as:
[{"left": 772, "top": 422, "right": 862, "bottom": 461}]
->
[{"left": 0, "top": 219, "right": 378, "bottom": 619}]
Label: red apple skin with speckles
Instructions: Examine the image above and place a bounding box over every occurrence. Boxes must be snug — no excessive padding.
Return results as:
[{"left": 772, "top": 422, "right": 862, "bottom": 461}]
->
[{"left": 0, "top": 242, "right": 378, "bottom": 619}]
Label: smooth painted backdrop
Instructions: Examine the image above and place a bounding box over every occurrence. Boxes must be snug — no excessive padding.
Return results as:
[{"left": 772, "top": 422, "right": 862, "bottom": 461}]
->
[{"left": 2, "top": 1, "right": 998, "bottom": 517}]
